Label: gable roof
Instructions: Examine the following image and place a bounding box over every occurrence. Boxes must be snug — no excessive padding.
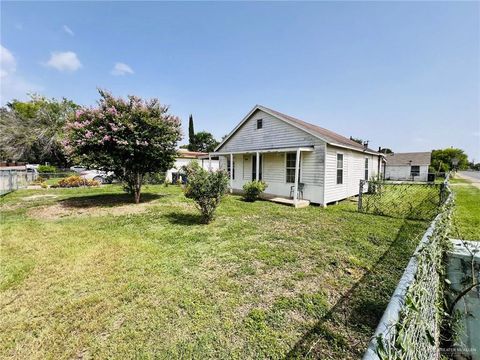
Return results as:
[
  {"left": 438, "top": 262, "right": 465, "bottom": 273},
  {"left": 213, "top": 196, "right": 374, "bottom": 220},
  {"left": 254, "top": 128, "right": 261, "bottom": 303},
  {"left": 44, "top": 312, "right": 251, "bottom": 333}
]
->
[
  {"left": 215, "top": 105, "right": 380, "bottom": 155},
  {"left": 386, "top": 152, "right": 431, "bottom": 166}
]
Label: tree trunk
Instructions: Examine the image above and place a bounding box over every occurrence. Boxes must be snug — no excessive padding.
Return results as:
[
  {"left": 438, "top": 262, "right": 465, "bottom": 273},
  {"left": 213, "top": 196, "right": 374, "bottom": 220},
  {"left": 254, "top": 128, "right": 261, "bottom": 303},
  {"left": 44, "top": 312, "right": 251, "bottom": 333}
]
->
[{"left": 133, "top": 173, "right": 142, "bottom": 204}]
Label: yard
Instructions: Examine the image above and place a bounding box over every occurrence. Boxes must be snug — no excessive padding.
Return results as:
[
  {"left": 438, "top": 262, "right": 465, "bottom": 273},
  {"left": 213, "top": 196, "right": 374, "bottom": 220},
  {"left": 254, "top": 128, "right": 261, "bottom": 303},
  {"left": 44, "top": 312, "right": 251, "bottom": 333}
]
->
[
  {"left": 0, "top": 185, "right": 428, "bottom": 359},
  {"left": 450, "top": 176, "right": 480, "bottom": 240}
]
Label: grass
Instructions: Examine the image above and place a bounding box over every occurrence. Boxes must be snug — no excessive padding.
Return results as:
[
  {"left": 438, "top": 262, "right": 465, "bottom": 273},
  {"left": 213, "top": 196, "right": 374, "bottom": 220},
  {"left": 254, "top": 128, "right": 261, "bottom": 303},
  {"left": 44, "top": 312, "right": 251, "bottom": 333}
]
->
[
  {"left": 451, "top": 179, "right": 480, "bottom": 240},
  {"left": 0, "top": 185, "right": 429, "bottom": 359},
  {"left": 361, "top": 183, "right": 442, "bottom": 221}
]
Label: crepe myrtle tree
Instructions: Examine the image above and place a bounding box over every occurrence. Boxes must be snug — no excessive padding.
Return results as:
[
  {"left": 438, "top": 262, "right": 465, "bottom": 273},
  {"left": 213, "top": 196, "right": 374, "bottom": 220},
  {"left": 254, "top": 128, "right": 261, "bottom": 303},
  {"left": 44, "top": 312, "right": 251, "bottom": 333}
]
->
[{"left": 64, "top": 90, "right": 182, "bottom": 203}]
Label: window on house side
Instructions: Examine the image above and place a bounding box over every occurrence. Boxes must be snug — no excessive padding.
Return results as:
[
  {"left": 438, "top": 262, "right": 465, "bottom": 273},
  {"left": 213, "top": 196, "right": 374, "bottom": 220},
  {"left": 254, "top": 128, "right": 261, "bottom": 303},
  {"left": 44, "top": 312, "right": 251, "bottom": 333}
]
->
[
  {"left": 227, "top": 158, "right": 235, "bottom": 180},
  {"left": 286, "top": 153, "right": 296, "bottom": 183},
  {"left": 365, "top": 158, "right": 369, "bottom": 180},
  {"left": 337, "top": 153, "right": 344, "bottom": 184},
  {"left": 411, "top": 165, "right": 420, "bottom": 177},
  {"left": 257, "top": 119, "right": 263, "bottom": 129}
]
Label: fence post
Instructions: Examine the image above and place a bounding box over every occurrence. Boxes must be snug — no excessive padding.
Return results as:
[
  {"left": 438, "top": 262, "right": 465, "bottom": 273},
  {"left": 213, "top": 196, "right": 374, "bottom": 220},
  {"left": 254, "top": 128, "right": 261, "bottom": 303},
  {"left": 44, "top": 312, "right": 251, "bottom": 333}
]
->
[{"left": 358, "top": 180, "right": 364, "bottom": 212}]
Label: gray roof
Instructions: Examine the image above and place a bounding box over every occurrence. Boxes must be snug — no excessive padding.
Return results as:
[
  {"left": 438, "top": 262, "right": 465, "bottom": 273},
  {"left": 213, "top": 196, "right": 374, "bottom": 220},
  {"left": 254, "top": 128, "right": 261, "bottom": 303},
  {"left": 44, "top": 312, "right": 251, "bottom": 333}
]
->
[{"left": 386, "top": 152, "right": 431, "bottom": 166}]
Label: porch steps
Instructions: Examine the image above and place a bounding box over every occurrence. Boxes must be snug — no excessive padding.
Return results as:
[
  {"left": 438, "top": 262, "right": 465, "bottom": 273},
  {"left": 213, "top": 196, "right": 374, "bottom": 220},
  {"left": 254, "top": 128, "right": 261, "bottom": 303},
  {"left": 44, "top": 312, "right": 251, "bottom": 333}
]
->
[{"left": 268, "top": 197, "right": 310, "bottom": 208}]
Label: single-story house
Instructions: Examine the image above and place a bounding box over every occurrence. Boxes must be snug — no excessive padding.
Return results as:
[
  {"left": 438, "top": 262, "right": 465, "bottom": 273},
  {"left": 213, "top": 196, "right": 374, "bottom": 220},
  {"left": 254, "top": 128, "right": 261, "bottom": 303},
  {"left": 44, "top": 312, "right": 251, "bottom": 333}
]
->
[
  {"left": 384, "top": 152, "right": 431, "bottom": 182},
  {"left": 166, "top": 149, "right": 219, "bottom": 183},
  {"left": 209, "top": 105, "right": 384, "bottom": 207}
]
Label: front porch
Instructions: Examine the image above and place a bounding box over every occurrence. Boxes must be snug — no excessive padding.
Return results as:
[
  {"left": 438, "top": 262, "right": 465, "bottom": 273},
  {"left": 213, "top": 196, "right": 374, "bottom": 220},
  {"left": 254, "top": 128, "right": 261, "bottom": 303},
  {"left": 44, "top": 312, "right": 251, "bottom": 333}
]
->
[
  {"left": 209, "top": 146, "right": 315, "bottom": 207},
  {"left": 268, "top": 197, "right": 310, "bottom": 208}
]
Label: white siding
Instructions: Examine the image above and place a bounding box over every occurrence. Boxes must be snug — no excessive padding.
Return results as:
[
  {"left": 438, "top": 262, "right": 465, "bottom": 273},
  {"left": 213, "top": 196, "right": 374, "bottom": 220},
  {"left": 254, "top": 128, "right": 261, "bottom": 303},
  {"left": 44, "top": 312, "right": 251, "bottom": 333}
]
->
[
  {"left": 217, "top": 109, "right": 327, "bottom": 204},
  {"left": 324, "top": 145, "right": 379, "bottom": 204},
  {"left": 220, "top": 145, "right": 326, "bottom": 204},
  {"left": 166, "top": 157, "right": 219, "bottom": 182},
  {"left": 218, "top": 110, "right": 318, "bottom": 152},
  {"left": 385, "top": 165, "right": 429, "bottom": 181}
]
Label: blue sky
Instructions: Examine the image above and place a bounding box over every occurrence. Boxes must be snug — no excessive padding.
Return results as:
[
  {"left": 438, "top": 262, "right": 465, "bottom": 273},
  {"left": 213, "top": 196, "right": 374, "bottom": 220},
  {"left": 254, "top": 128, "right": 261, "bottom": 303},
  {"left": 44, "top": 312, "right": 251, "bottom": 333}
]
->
[{"left": 1, "top": 1, "right": 479, "bottom": 160}]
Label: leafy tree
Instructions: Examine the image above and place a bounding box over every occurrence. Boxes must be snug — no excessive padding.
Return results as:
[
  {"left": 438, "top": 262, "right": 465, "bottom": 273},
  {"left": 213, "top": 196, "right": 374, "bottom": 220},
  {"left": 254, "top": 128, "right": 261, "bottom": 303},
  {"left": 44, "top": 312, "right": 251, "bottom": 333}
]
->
[
  {"left": 183, "top": 162, "right": 229, "bottom": 223},
  {"left": 379, "top": 147, "right": 393, "bottom": 154},
  {"left": 349, "top": 136, "right": 364, "bottom": 145},
  {"left": 431, "top": 148, "right": 469, "bottom": 172},
  {"left": 65, "top": 90, "right": 182, "bottom": 203},
  {"left": 0, "top": 95, "right": 79, "bottom": 166},
  {"left": 189, "top": 131, "right": 219, "bottom": 152},
  {"left": 188, "top": 114, "right": 195, "bottom": 146}
]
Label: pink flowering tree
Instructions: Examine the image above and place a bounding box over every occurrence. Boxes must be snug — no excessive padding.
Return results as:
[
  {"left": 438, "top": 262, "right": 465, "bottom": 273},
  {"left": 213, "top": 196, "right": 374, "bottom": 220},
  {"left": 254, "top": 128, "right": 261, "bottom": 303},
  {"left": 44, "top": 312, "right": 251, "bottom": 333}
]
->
[{"left": 64, "top": 90, "right": 182, "bottom": 203}]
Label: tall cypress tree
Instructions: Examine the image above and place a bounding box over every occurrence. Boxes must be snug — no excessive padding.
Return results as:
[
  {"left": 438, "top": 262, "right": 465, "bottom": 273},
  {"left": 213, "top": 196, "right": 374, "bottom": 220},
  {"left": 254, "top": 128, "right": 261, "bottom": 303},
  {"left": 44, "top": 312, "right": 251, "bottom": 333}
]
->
[{"left": 188, "top": 114, "right": 195, "bottom": 149}]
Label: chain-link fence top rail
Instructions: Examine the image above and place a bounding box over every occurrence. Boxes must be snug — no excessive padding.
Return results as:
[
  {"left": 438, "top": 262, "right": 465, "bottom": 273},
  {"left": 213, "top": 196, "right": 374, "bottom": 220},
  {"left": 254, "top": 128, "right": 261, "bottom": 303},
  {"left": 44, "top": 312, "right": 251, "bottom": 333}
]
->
[
  {"left": 358, "top": 180, "right": 448, "bottom": 221},
  {"left": 363, "top": 176, "right": 453, "bottom": 360}
]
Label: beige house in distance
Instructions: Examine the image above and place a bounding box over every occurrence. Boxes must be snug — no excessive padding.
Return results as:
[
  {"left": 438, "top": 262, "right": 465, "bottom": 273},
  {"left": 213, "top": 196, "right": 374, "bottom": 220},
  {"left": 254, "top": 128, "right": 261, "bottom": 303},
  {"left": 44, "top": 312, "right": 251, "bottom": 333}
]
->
[
  {"left": 209, "top": 105, "right": 384, "bottom": 207},
  {"left": 384, "top": 152, "right": 431, "bottom": 182}
]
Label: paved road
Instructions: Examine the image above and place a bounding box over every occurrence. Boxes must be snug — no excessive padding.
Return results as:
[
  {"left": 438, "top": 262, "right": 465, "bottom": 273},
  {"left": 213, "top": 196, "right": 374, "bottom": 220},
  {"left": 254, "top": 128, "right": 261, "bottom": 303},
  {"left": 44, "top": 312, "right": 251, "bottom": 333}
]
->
[{"left": 457, "top": 171, "right": 480, "bottom": 189}]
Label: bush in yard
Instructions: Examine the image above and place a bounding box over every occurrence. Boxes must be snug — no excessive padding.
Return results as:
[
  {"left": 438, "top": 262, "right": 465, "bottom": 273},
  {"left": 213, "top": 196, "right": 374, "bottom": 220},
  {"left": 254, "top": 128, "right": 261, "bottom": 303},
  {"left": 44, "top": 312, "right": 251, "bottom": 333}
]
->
[
  {"left": 183, "top": 162, "right": 229, "bottom": 223},
  {"left": 57, "top": 175, "right": 100, "bottom": 188},
  {"left": 242, "top": 180, "right": 268, "bottom": 202},
  {"left": 143, "top": 172, "right": 166, "bottom": 185},
  {"left": 64, "top": 89, "right": 182, "bottom": 203},
  {"left": 37, "top": 165, "right": 57, "bottom": 173}
]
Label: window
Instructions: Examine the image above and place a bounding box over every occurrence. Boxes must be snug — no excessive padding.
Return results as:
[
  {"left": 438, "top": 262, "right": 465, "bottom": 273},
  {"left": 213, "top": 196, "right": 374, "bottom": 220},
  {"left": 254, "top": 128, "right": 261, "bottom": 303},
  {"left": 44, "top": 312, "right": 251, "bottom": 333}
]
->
[
  {"left": 227, "top": 157, "right": 235, "bottom": 180},
  {"left": 256, "top": 119, "right": 263, "bottom": 129},
  {"left": 411, "top": 165, "right": 420, "bottom": 177},
  {"left": 336, "top": 153, "right": 344, "bottom": 184},
  {"left": 364, "top": 158, "right": 369, "bottom": 180},
  {"left": 286, "top": 153, "right": 297, "bottom": 183},
  {"left": 252, "top": 154, "right": 262, "bottom": 180}
]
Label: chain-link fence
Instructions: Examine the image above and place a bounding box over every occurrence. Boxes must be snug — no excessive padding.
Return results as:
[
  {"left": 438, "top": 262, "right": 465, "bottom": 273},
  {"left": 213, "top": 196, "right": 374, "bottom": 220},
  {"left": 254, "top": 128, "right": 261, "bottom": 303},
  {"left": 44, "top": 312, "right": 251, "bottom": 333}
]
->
[
  {"left": 363, "top": 177, "right": 453, "bottom": 359},
  {"left": 0, "top": 170, "right": 37, "bottom": 195},
  {"left": 358, "top": 180, "right": 449, "bottom": 221}
]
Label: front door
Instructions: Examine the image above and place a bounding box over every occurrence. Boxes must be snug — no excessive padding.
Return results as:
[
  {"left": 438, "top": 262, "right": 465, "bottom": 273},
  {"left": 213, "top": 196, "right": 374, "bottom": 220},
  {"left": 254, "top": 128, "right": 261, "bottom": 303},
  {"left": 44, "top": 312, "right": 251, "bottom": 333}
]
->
[{"left": 252, "top": 154, "right": 262, "bottom": 181}]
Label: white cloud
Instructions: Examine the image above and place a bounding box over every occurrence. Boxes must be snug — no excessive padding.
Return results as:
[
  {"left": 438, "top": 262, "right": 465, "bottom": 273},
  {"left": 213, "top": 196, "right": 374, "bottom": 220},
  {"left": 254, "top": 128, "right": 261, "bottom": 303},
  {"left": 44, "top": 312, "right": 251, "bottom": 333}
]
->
[
  {"left": 111, "top": 62, "right": 134, "bottom": 76},
  {"left": 45, "top": 51, "right": 82, "bottom": 72},
  {"left": 0, "top": 44, "right": 42, "bottom": 104},
  {"left": 1, "top": 45, "right": 16, "bottom": 78},
  {"left": 63, "top": 25, "right": 74, "bottom": 36}
]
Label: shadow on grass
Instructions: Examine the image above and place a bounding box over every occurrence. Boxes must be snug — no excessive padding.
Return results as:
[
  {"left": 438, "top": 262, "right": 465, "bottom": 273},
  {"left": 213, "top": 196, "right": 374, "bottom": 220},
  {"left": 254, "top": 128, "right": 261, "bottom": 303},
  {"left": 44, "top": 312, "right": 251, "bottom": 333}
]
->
[
  {"left": 59, "top": 193, "right": 166, "bottom": 208},
  {"left": 285, "top": 219, "right": 426, "bottom": 359},
  {"left": 164, "top": 212, "right": 204, "bottom": 225}
]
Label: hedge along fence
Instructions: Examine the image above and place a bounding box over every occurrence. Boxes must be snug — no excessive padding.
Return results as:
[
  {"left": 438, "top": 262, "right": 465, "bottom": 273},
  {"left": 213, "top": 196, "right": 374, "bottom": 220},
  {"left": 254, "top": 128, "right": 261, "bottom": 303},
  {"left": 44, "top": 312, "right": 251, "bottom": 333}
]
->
[{"left": 363, "top": 176, "right": 453, "bottom": 360}]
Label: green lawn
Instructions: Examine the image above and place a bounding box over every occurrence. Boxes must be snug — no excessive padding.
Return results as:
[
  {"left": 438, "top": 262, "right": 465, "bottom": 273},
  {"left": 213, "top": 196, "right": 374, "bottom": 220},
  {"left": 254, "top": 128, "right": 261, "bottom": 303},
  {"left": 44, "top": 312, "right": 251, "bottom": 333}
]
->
[
  {"left": 451, "top": 181, "right": 480, "bottom": 240},
  {"left": 0, "top": 185, "right": 428, "bottom": 359}
]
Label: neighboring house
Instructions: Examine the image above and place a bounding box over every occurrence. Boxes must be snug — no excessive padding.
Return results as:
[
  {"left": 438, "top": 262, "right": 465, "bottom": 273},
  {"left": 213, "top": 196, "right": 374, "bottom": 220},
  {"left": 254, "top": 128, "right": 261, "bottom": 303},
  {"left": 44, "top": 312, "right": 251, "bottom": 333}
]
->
[
  {"left": 384, "top": 152, "right": 431, "bottom": 182},
  {"left": 210, "top": 105, "right": 384, "bottom": 207},
  {"left": 166, "top": 148, "right": 219, "bottom": 183}
]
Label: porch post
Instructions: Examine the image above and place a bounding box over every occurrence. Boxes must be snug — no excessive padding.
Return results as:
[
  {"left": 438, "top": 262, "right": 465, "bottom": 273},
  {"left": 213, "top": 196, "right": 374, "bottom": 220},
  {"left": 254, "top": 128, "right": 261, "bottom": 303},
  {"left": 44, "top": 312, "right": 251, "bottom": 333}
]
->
[
  {"left": 293, "top": 148, "right": 301, "bottom": 206},
  {"left": 230, "top": 153, "right": 234, "bottom": 193},
  {"left": 255, "top": 151, "right": 260, "bottom": 181},
  {"left": 208, "top": 154, "right": 212, "bottom": 171}
]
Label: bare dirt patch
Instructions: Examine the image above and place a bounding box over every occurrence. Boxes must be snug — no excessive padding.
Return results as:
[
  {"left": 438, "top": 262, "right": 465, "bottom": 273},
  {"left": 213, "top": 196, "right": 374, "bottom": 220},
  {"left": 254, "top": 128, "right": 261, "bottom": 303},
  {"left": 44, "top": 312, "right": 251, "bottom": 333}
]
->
[
  {"left": 27, "top": 202, "right": 155, "bottom": 220},
  {"left": 22, "top": 194, "right": 59, "bottom": 201}
]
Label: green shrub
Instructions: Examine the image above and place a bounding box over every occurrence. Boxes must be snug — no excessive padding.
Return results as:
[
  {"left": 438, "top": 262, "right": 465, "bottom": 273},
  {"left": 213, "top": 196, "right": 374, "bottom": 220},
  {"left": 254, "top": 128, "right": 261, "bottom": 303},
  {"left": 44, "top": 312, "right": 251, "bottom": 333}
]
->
[
  {"left": 144, "top": 172, "right": 166, "bottom": 185},
  {"left": 242, "top": 180, "right": 268, "bottom": 202},
  {"left": 37, "top": 165, "right": 57, "bottom": 173},
  {"left": 183, "top": 162, "right": 229, "bottom": 223}
]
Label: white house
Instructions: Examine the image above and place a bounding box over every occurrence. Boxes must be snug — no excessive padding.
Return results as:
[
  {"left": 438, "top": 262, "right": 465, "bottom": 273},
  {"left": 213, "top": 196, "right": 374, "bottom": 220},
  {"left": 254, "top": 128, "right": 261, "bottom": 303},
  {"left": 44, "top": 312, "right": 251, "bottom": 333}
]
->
[
  {"left": 166, "top": 149, "right": 219, "bottom": 183},
  {"left": 209, "top": 105, "right": 384, "bottom": 207},
  {"left": 384, "top": 152, "right": 431, "bottom": 182}
]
